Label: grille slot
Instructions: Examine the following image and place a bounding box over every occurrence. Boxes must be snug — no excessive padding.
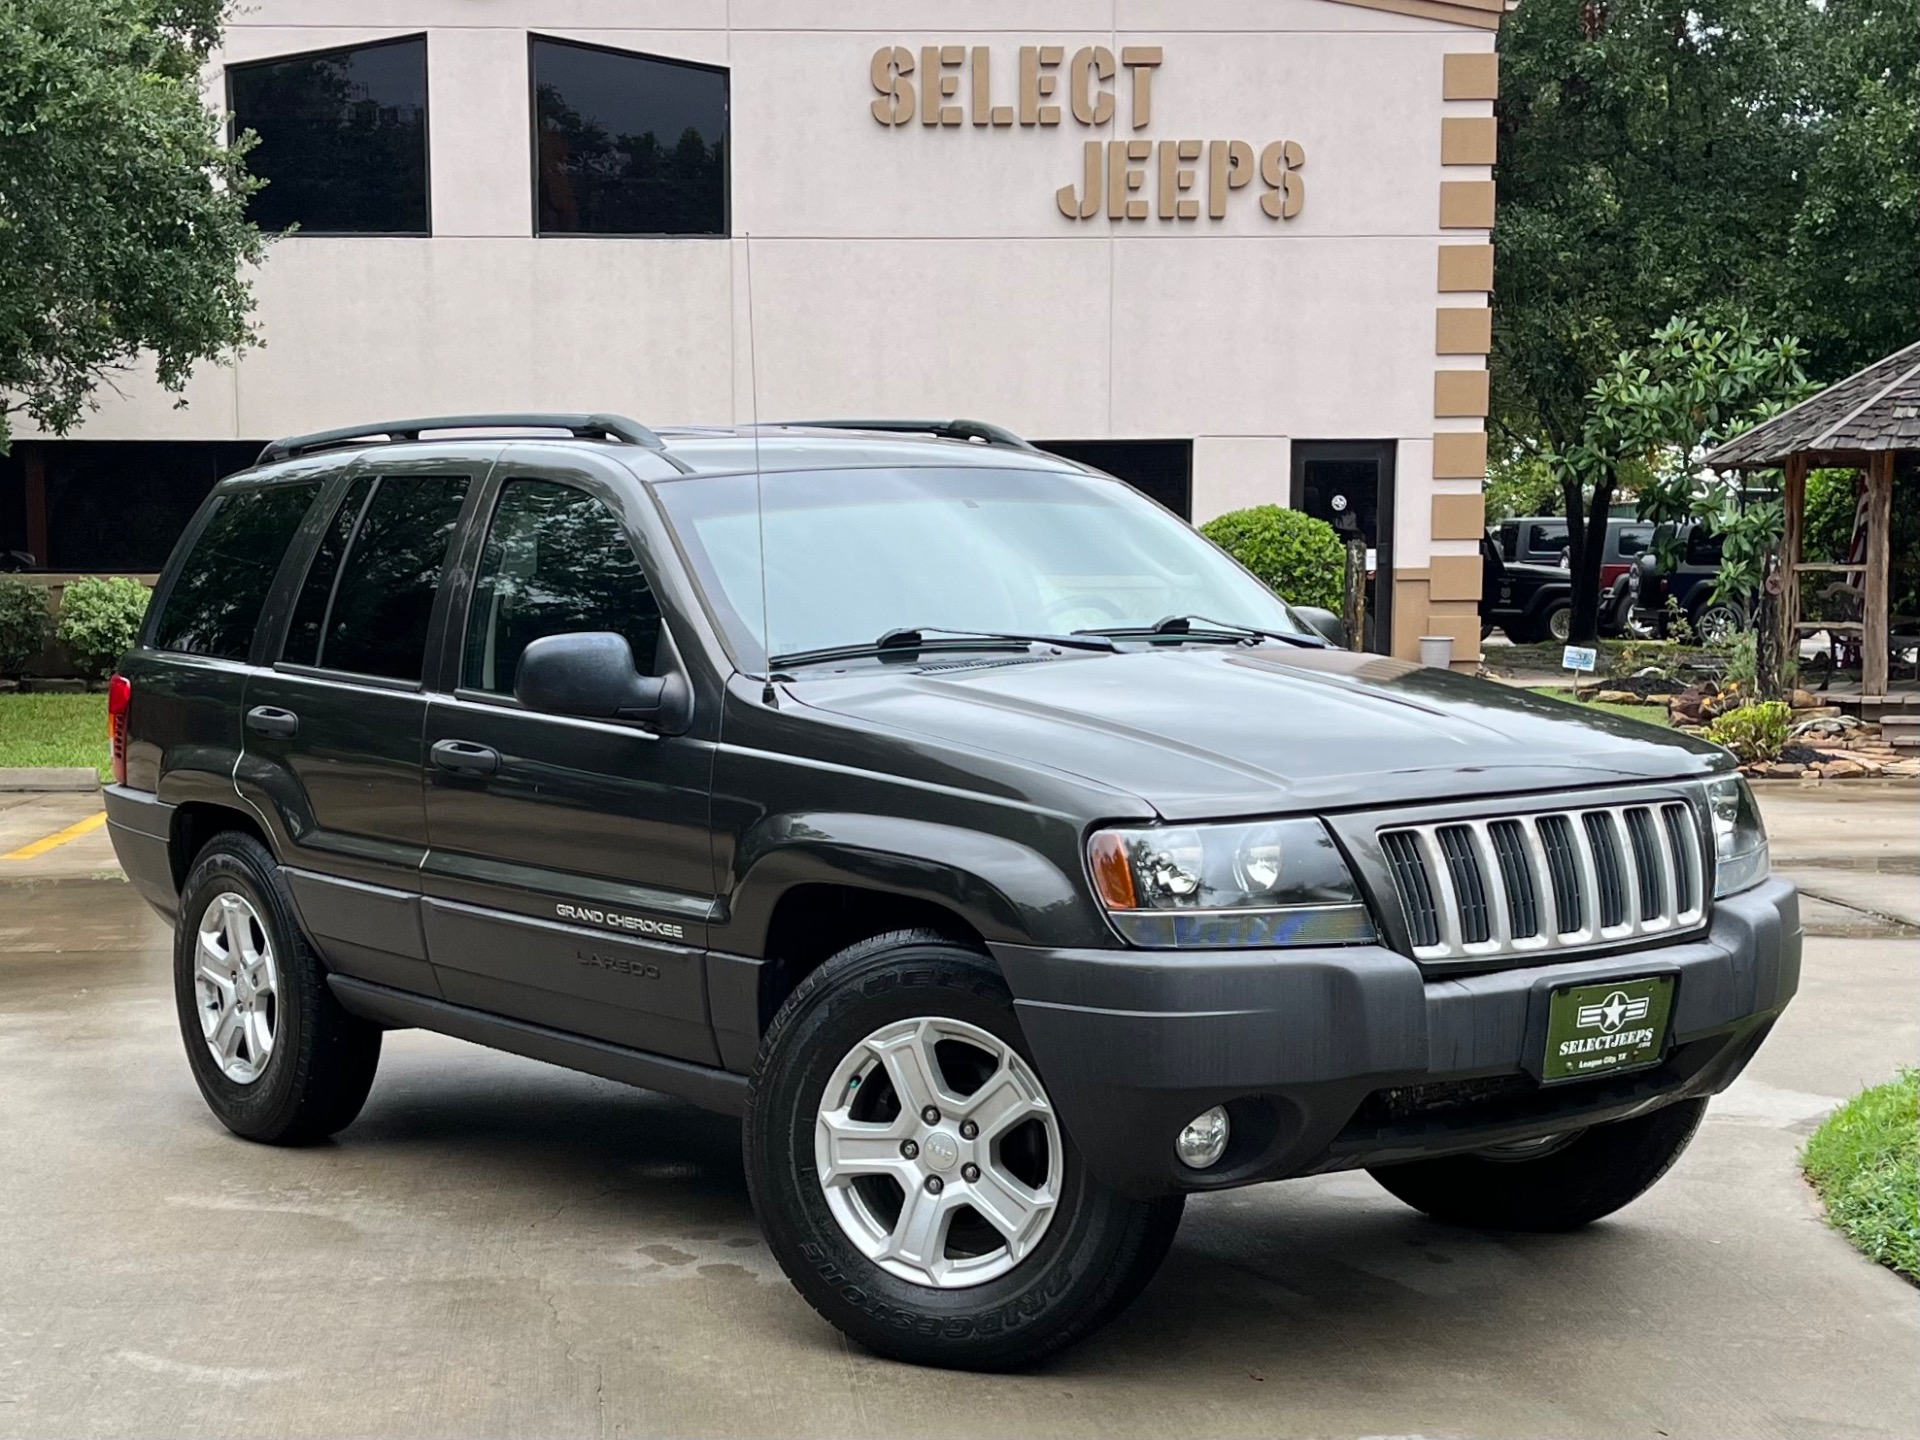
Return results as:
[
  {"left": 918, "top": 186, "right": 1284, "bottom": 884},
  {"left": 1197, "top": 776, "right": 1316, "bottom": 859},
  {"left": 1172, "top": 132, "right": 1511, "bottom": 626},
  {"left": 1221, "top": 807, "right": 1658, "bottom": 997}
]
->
[
  {"left": 1488, "top": 820, "right": 1540, "bottom": 939},
  {"left": 1377, "top": 795, "right": 1708, "bottom": 965},
  {"left": 1380, "top": 830, "right": 1440, "bottom": 950},
  {"left": 1437, "top": 826, "right": 1491, "bottom": 945},
  {"left": 1584, "top": 811, "right": 1627, "bottom": 929},
  {"left": 1538, "top": 813, "right": 1584, "bottom": 934}
]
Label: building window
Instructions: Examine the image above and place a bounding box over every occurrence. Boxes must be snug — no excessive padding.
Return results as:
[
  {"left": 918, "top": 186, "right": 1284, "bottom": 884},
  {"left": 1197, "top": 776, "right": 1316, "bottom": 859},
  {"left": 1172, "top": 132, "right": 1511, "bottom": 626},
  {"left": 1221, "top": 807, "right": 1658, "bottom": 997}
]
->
[
  {"left": 531, "top": 36, "right": 727, "bottom": 236},
  {"left": 228, "top": 36, "right": 430, "bottom": 235},
  {"left": 1035, "top": 441, "right": 1194, "bottom": 520}
]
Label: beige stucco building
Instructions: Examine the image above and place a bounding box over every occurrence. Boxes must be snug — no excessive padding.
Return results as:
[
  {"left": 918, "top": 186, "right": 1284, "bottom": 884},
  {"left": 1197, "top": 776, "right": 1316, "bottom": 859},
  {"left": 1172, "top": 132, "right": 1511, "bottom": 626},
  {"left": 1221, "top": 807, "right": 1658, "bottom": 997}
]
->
[{"left": 3, "top": 0, "right": 1504, "bottom": 662}]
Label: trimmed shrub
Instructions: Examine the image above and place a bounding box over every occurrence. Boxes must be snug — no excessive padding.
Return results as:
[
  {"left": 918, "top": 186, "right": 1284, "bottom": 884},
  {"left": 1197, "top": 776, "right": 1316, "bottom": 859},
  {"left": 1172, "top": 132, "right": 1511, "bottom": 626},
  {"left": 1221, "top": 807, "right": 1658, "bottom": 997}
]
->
[
  {"left": 0, "top": 577, "right": 52, "bottom": 677},
  {"left": 1199, "top": 505, "right": 1346, "bottom": 613},
  {"left": 55, "top": 576, "right": 151, "bottom": 682},
  {"left": 1703, "top": 699, "right": 1791, "bottom": 765}
]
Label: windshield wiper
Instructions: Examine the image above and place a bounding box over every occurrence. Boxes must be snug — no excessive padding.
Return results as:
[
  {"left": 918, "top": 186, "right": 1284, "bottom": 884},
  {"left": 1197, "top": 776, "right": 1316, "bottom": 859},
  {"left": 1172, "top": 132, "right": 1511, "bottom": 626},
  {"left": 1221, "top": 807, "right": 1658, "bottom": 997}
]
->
[
  {"left": 1077, "top": 614, "right": 1327, "bottom": 648},
  {"left": 771, "top": 625, "right": 1117, "bottom": 670}
]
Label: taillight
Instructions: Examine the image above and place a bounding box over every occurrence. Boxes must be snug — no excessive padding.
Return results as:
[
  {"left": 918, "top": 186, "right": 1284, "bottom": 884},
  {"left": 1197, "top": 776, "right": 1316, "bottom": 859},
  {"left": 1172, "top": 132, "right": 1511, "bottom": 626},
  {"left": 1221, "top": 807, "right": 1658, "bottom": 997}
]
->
[{"left": 107, "top": 674, "right": 132, "bottom": 786}]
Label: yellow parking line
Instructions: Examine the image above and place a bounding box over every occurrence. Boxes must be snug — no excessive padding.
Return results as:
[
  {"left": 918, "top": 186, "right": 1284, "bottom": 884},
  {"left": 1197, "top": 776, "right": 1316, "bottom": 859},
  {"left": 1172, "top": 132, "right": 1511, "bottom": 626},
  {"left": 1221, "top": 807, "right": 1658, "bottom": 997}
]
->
[{"left": 2, "top": 811, "right": 108, "bottom": 861}]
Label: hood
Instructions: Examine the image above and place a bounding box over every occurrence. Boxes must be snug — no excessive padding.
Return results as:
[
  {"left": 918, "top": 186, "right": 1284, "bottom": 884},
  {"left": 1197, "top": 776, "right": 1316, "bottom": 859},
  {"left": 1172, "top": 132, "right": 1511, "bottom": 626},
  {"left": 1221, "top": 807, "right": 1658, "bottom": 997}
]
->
[{"left": 787, "top": 646, "right": 1726, "bottom": 820}]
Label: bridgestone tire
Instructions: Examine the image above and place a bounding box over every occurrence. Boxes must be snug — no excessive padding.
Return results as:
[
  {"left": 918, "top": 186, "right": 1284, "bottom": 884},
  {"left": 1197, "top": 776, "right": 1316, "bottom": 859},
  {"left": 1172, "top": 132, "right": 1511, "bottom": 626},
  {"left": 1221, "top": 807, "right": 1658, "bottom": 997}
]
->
[
  {"left": 1367, "top": 1097, "right": 1708, "bottom": 1232},
  {"left": 174, "top": 831, "right": 382, "bottom": 1144},
  {"left": 745, "top": 930, "right": 1185, "bottom": 1370}
]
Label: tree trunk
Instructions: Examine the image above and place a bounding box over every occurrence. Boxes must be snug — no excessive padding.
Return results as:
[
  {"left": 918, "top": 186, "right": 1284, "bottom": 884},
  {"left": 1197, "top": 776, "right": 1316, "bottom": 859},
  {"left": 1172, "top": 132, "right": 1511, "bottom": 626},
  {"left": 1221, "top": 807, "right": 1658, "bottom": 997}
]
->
[
  {"left": 1342, "top": 538, "right": 1368, "bottom": 651},
  {"left": 1563, "top": 475, "right": 1615, "bottom": 645}
]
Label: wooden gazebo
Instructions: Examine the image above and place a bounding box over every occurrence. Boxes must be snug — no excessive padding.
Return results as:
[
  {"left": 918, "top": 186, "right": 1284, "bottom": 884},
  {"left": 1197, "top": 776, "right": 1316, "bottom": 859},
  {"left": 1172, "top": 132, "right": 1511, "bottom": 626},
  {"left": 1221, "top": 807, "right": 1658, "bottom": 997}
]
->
[{"left": 1705, "top": 340, "right": 1920, "bottom": 705}]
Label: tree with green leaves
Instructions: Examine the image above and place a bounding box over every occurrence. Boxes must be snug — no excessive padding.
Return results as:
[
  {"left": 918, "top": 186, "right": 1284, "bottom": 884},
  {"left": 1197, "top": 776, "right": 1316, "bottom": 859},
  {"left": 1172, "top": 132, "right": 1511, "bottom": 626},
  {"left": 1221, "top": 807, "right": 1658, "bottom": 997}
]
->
[
  {"left": 1491, "top": 0, "right": 1919, "bottom": 633},
  {"left": 1548, "top": 315, "right": 1812, "bottom": 641},
  {"left": 0, "top": 0, "right": 262, "bottom": 452}
]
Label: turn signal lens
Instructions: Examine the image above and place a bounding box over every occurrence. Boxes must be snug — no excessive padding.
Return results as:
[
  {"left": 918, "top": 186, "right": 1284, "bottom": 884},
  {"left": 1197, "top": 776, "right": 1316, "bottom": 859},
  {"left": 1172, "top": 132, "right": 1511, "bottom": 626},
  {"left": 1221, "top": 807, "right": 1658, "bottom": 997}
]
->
[
  {"left": 1088, "top": 831, "right": 1137, "bottom": 909},
  {"left": 106, "top": 674, "right": 131, "bottom": 786}
]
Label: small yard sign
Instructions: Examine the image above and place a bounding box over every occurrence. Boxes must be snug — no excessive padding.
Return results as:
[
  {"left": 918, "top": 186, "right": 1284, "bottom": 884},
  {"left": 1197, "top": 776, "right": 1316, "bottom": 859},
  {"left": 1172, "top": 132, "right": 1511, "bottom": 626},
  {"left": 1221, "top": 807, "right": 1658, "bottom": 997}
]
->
[{"left": 1562, "top": 644, "right": 1598, "bottom": 673}]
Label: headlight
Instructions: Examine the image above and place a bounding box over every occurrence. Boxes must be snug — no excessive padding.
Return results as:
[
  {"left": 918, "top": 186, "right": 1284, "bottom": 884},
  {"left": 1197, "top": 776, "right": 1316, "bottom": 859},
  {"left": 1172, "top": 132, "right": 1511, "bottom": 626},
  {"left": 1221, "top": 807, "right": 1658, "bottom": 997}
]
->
[
  {"left": 1707, "top": 774, "right": 1770, "bottom": 898},
  {"left": 1087, "top": 818, "right": 1376, "bottom": 949}
]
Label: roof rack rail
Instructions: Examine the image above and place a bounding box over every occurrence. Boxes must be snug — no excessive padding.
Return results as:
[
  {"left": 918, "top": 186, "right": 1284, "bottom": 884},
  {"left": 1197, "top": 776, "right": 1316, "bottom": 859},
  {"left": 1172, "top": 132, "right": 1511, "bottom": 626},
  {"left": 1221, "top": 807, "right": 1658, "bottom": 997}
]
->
[
  {"left": 778, "top": 418, "right": 1039, "bottom": 452},
  {"left": 257, "top": 413, "right": 665, "bottom": 465}
]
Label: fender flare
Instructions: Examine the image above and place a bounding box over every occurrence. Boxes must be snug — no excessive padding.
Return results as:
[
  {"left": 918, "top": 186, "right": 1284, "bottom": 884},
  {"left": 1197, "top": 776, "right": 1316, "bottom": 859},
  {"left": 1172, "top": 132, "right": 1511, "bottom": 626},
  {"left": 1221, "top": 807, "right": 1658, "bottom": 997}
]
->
[{"left": 724, "top": 812, "right": 1099, "bottom": 955}]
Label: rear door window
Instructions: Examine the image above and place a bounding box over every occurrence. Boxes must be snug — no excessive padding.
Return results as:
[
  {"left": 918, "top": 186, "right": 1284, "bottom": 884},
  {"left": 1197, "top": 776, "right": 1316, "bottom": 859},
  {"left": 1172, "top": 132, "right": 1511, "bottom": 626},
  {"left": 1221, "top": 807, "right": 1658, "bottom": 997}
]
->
[
  {"left": 151, "top": 483, "right": 321, "bottom": 658},
  {"left": 283, "top": 474, "right": 469, "bottom": 681},
  {"left": 462, "top": 479, "right": 662, "bottom": 694}
]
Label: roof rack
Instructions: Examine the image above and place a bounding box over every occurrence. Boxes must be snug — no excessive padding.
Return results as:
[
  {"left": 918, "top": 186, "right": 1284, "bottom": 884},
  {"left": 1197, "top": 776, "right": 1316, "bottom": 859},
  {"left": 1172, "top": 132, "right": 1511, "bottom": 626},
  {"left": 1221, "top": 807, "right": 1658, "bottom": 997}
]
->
[
  {"left": 257, "top": 413, "right": 665, "bottom": 465},
  {"left": 777, "top": 418, "right": 1039, "bottom": 452}
]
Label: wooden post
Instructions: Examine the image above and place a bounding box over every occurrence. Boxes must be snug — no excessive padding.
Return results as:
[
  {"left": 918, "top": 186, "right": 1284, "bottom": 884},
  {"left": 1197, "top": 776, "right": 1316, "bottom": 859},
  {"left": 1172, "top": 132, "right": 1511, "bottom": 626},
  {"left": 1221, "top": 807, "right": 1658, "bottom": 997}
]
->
[
  {"left": 1756, "top": 550, "right": 1782, "bottom": 702},
  {"left": 1778, "top": 454, "right": 1806, "bottom": 690},
  {"left": 1342, "top": 538, "right": 1367, "bottom": 652},
  {"left": 1862, "top": 450, "right": 1893, "bottom": 698}
]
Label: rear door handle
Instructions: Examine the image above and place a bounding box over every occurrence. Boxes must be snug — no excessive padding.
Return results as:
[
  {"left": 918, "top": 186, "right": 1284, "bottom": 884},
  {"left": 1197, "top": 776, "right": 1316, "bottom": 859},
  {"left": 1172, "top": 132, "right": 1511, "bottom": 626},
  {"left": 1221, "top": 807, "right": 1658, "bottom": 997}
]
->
[
  {"left": 244, "top": 706, "right": 299, "bottom": 738},
  {"left": 431, "top": 739, "right": 500, "bottom": 777}
]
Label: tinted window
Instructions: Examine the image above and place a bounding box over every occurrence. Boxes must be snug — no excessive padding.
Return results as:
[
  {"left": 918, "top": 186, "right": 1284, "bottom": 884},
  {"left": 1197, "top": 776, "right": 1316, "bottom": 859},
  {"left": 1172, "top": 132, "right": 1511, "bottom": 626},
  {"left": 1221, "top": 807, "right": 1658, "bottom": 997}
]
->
[
  {"left": 533, "top": 37, "right": 727, "bottom": 235},
  {"left": 1616, "top": 527, "right": 1653, "bottom": 559},
  {"left": 464, "top": 481, "right": 661, "bottom": 693},
  {"left": 1685, "top": 526, "right": 1723, "bottom": 568},
  {"left": 282, "top": 477, "right": 375, "bottom": 667},
  {"left": 152, "top": 484, "right": 319, "bottom": 658},
  {"left": 1527, "top": 524, "right": 1569, "bottom": 555},
  {"left": 229, "top": 37, "right": 429, "bottom": 234},
  {"left": 287, "top": 476, "right": 468, "bottom": 680}
]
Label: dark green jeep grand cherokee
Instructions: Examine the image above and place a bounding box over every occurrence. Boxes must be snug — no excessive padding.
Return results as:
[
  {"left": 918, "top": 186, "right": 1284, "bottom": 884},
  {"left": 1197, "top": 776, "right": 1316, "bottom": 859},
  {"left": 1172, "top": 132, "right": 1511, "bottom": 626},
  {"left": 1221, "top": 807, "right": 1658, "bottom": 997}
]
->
[{"left": 104, "top": 415, "right": 1798, "bottom": 1370}]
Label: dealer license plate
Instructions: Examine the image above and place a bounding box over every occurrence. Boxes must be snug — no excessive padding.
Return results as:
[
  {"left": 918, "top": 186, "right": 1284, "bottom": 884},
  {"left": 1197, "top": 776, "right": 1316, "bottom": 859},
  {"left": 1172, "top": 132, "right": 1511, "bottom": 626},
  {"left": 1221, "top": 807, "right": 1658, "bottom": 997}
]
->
[{"left": 1542, "top": 976, "right": 1675, "bottom": 1084}]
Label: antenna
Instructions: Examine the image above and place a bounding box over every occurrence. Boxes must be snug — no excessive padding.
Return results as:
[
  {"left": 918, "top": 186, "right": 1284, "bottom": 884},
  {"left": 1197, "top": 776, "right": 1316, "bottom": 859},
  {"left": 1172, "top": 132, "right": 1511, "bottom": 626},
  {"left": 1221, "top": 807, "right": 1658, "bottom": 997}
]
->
[{"left": 744, "top": 231, "right": 776, "bottom": 706}]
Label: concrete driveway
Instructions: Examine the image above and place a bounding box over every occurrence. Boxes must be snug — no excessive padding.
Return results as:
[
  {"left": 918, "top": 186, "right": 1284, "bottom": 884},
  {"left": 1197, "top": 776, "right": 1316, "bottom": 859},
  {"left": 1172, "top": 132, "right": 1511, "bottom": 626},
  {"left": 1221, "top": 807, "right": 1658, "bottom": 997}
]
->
[{"left": 1, "top": 785, "right": 1914, "bottom": 1439}]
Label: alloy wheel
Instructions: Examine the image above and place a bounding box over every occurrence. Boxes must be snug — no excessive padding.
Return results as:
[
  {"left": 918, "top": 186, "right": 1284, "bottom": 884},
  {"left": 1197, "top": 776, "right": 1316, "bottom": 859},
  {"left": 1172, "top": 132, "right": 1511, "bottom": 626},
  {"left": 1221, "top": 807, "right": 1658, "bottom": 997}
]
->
[
  {"left": 193, "top": 892, "right": 280, "bottom": 1084},
  {"left": 814, "top": 1016, "right": 1062, "bottom": 1289}
]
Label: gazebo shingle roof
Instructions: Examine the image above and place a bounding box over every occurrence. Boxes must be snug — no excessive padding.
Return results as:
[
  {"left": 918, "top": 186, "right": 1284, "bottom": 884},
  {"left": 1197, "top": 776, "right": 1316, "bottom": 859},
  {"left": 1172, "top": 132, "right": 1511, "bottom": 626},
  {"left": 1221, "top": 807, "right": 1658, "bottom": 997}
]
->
[{"left": 1706, "top": 340, "right": 1920, "bottom": 469}]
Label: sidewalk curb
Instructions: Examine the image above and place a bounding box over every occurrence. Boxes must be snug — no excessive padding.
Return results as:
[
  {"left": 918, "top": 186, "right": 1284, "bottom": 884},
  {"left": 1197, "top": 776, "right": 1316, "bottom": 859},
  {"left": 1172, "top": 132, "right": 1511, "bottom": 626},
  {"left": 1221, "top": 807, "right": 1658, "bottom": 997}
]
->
[{"left": 0, "top": 768, "right": 102, "bottom": 793}]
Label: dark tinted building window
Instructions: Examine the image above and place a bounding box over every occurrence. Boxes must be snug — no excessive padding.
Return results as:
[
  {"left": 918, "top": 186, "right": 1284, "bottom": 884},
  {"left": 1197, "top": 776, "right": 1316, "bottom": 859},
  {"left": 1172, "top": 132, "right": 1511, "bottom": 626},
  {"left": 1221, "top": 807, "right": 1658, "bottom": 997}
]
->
[
  {"left": 464, "top": 481, "right": 661, "bottom": 693},
  {"left": 229, "top": 37, "right": 430, "bottom": 234},
  {"left": 151, "top": 484, "right": 320, "bottom": 658},
  {"left": 1034, "top": 440, "right": 1193, "bottom": 520},
  {"left": 286, "top": 476, "right": 468, "bottom": 681},
  {"left": 532, "top": 37, "right": 727, "bottom": 235}
]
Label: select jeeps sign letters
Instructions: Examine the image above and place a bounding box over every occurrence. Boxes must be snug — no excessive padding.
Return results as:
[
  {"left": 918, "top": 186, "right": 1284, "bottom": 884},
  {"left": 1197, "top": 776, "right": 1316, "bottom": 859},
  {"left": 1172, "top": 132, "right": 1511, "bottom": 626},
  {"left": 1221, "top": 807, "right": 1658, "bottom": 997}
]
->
[{"left": 868, "top": 44, "right": 1305, "bottom": 222}]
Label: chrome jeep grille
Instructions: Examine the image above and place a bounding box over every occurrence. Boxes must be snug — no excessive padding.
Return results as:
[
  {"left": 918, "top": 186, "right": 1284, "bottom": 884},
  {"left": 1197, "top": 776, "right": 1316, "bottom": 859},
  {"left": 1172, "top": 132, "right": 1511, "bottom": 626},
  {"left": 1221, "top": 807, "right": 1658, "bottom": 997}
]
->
[{"left": 1377, "top": 799, "right": 1706, "bottom": 964}]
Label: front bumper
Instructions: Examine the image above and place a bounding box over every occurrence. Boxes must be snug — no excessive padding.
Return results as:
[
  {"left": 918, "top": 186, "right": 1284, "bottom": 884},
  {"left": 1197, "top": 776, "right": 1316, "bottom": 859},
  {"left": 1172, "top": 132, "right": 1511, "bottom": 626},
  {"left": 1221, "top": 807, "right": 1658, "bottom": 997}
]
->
[{"left": 992, "top": 878, "right": 1800, "bottom": 1198}]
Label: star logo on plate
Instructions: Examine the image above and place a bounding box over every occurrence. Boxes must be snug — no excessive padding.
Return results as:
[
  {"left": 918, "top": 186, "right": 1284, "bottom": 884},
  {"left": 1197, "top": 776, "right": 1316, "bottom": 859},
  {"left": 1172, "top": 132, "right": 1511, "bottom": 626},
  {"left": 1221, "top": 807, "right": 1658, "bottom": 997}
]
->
[{"left": 1576, "top": 989, "right": 1652, "bottom": 1034}]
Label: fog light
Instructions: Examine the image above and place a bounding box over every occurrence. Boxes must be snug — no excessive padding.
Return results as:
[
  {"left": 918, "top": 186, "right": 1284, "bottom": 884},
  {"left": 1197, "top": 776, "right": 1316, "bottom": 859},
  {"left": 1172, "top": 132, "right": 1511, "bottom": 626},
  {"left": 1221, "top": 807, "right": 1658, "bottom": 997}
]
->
[{"left": 1175, "top": 1106, "right": 1230, "bottom": 1169}]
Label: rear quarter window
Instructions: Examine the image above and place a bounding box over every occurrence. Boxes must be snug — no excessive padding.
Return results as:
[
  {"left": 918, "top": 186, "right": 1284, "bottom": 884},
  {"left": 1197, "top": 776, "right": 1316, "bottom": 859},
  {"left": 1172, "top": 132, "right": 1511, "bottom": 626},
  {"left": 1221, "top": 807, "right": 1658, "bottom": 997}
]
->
[{"left": 149, "top": 483, "right": 321, "bottom": 658}]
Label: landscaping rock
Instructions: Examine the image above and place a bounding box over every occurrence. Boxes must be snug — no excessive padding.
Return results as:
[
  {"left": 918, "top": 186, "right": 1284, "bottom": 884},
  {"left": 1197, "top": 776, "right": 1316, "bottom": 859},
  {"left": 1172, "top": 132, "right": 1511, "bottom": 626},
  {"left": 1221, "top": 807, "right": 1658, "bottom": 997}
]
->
[
  {"left": 1594, "top": 689, "right": 1639, "bottom": 705},
  {"left": 1750, "top": 762, "right": 1806, "bottom": 779}
]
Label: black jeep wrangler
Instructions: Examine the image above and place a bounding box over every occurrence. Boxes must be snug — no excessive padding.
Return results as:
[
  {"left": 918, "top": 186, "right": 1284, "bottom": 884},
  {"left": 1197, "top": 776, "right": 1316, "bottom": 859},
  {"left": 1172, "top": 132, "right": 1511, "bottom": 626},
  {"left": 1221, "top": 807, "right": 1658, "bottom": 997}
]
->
[{"left": 105, "top": 415, "right": 1798, "bottom": 1370}]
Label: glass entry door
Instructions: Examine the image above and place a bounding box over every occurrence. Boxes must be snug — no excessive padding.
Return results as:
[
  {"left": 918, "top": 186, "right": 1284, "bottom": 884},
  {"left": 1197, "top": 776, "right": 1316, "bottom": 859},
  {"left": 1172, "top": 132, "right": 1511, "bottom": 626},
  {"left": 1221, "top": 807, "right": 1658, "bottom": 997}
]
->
[{"left": 1290, "top": 440, "right": 1397, "bottom": 653}]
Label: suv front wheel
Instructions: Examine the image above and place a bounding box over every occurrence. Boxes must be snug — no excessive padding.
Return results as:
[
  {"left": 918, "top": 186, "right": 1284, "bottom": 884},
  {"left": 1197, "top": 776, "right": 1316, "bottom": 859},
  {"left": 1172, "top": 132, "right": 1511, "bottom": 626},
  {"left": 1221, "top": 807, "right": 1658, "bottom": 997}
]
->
[{"left": 745, "top": 930, "right": 1184, "bottom": 1369}]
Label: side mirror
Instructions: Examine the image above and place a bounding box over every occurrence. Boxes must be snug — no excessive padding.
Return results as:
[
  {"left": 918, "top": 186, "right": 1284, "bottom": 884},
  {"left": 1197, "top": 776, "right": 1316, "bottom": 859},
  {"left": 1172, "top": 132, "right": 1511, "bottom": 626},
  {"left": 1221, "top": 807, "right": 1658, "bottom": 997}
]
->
[
  {"left": 1293, "top": 606, "right": 1348, "bottom": 648},
  {"left": 514, "top": 631, "right": 689, "bottom": 730},
  {"left": 1635, "top": 551, "right": 1663, "bottom": 578}
]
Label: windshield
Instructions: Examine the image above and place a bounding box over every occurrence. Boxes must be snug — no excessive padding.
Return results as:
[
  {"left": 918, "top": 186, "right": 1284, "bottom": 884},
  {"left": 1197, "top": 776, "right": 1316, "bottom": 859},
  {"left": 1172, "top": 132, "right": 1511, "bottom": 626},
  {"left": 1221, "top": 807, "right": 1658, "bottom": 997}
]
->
[{"left": 652, "top": 465, "right": 1313, "bottom": 669}]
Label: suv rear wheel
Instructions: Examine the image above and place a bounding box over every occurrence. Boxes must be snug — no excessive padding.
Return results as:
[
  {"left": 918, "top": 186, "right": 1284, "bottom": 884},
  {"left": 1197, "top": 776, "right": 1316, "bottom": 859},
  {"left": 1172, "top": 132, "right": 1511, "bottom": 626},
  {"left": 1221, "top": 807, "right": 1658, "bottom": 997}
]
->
[
  {"left": 174, "top": 831, "right": 382, "bottom": 1143},
  {"left": 745, "top": 930, "right": 1184, "bottom": 1369},
  {"left": 1366, "top": 1097, "right": 1707, "bottom": 1231}
]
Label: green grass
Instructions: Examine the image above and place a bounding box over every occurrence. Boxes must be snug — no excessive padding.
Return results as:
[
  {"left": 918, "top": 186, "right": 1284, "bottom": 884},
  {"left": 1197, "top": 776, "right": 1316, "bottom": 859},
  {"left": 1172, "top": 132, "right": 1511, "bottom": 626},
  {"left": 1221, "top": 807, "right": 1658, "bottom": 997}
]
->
[
  {"left": 1526, "top": 686, "right": 1671, "bottom": 728},
  {"left": 0, "top": 692, "right": 110, "bottom": 778},
  {"left": 1803, "top": 1069, "right": 1919, "bottom": 1282}
]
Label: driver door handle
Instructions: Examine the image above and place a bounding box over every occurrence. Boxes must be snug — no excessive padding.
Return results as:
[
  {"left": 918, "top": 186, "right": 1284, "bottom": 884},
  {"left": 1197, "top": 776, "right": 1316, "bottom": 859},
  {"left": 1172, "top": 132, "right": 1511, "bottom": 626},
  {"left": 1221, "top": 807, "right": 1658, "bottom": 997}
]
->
[
  {"left": 431, "top": 739, "right": 500, "bottom": 777},
  {"left": 244, "top": 706, "right": 299, "bottom": 738}
]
